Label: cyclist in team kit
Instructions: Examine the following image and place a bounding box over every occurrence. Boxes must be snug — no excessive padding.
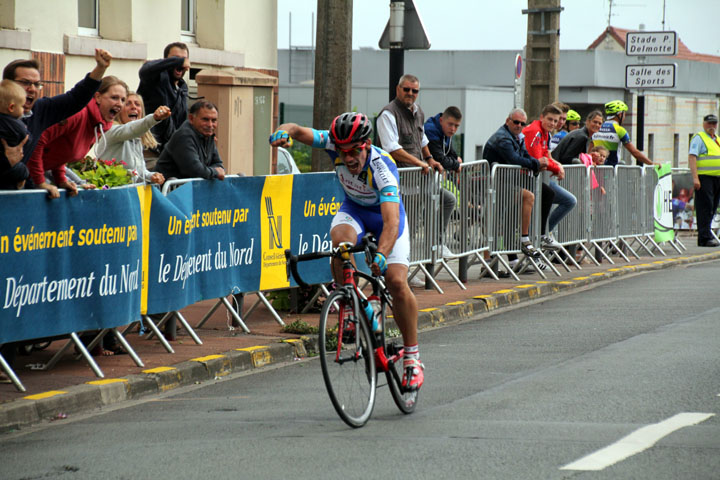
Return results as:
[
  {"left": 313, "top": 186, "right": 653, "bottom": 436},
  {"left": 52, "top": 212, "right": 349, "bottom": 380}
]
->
[
  {"left": 269, "top": 112, "right": 424, "bottom": 391},
  {"left": 592, "top": 100, "right": 656, "bottom": 167}
]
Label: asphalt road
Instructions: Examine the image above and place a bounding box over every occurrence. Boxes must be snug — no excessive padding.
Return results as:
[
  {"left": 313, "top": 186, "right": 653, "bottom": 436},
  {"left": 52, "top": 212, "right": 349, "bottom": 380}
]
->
[{"left": 2, "top": 261, "right": 719, "bottom": 479}]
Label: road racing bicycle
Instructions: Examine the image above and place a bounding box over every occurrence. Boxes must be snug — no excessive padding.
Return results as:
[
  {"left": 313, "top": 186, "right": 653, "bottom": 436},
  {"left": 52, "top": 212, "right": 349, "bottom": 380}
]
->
[{"left": 285, "top": 235, "right": 418, "bottom": 427}]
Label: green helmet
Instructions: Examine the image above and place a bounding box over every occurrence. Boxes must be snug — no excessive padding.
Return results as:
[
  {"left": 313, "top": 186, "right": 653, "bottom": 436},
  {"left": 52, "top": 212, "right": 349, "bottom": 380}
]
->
[
  {"left": 566, "top": 109, "right": 581, "bottom": 122},
  {"left": 605, "top": 100, "right": 628, "bottom": 116}
]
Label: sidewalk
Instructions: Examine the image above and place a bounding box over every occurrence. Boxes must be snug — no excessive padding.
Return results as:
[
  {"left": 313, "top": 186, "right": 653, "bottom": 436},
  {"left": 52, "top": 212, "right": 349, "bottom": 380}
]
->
[{"left": 2, "top": 234, "right": 717, "bottom": 431}]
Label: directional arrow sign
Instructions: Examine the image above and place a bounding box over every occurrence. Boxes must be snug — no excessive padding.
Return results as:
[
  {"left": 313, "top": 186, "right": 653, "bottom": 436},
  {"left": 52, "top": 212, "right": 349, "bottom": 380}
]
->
[{"left": 625, "top": 64, "right": 676, "bottom": 89}]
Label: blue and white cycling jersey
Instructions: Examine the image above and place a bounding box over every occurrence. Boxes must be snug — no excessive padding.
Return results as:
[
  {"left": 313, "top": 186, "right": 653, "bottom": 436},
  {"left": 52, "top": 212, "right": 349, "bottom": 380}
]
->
[{"left": 312, "top": 128, "right": 406, "bottom": 237}]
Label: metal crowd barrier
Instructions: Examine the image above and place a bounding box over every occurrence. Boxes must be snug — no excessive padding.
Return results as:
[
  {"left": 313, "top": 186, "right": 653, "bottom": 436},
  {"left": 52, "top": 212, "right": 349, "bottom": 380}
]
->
[
  {"left": 446, "top": 160, "right": 498, "bottom": 281},
  {"left": 398, "top": 166, "right": 444, "bottom": 292},
  {"left": 549, "top": 167, "right": 589, "bottom": 270},
  {"left": 486, "top": 164, "right": 555, "bottom": 280},
  {"left": 585, "top": 166, "right": 626, "bottom": 263},
  {"left": 616, "top": 165, "right": 651, "bottom": 258}
]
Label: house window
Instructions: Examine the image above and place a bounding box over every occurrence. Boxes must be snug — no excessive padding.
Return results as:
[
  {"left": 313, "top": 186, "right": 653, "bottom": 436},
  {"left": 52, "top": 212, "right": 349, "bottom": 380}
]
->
[
  {"left": 181, "top": 0, "right": 196, "bottom": 41},
  {"left": 78, "top": 0, "right": 99, "bottom": 36}
]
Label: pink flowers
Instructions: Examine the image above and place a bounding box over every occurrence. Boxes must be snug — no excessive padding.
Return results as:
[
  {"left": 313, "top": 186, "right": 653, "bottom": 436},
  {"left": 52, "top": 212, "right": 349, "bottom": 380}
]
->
[{"left": 100, "top": 158, "right": 127, "bottom": 167}]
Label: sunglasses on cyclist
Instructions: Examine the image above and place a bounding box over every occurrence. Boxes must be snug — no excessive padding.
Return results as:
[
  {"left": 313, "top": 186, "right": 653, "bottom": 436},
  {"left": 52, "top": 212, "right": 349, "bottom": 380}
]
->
[
  {"left": 511, "top": 119, "right": 527, "bottom": 126},
  {"left": 402, "top": 87, "right": 419, "bottom": 94},
  {"left": 568, "top": 121, "right": 580, "bottom": 126},
  {"left": 336, "top": 142, "right": 367, "bottom": 156}
]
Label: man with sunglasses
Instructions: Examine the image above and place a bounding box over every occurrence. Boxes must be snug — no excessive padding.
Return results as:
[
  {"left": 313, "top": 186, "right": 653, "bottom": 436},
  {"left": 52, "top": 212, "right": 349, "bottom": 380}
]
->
[
  {"left": 483, "top": 108, "right": 552, "bottom": 263},
  {"left": 138, "top": 42, "right": 190, "bottom": 154},
  {"left": 689, "top": 113, "right": 720, "bottom": 247},
  {"left": 377, "top": 74, "right": 457, "bottom": 263},
  {"left": 269, "top": 112, "right": 424, "bottom": 391}
]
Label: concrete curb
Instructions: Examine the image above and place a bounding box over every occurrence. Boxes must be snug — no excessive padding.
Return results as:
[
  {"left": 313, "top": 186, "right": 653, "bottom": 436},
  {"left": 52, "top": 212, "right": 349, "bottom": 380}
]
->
[{"left": 2, "top": 250, "right": 718, "bottom": 432}]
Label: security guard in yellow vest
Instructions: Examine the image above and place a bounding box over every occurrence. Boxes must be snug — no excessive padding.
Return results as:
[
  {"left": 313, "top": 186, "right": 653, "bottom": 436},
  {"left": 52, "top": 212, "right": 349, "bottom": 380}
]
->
[{"left": 688, "top": 113, "right": 720, "bottom": 246}]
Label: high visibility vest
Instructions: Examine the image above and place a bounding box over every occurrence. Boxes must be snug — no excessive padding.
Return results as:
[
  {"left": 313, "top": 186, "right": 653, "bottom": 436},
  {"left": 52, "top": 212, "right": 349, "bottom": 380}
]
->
[{"left": 694, "top": 131, "right": 720, "bottom": 176}]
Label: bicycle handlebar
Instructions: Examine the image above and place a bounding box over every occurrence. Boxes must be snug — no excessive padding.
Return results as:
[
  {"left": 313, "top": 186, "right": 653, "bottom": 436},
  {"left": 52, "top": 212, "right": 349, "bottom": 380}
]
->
[{"left": 285, "top": 234, "right": 378, "bottom": 289}]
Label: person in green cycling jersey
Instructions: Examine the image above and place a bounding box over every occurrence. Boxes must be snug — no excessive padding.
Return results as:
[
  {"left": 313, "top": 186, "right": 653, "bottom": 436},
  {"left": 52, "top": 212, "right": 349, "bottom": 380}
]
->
[{"left": 591, "top": 100, "right": 655, "bottom": 167}]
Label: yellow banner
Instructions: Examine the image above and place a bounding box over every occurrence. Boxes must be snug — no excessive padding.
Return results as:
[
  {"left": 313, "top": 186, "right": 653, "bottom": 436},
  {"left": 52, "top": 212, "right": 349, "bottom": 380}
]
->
[
  {"left": 136, "top": 185, "right": 153, "bottom": 314},
  {"left": 259, "top": 175, "right": 294, "bottom": 290}
]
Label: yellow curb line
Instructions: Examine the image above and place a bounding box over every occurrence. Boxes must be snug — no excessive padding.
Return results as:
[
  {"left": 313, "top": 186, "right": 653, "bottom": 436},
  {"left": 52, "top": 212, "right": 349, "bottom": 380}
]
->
[
  {"left": 420, "top": 307, "right": 438, "bottom": 312},
  {"left": 236, "top": 346, "right": 269, "bottom": 352},
  {"left": 86, "top": 379, "right": 128, "bottom": 385},
  {"left": 142, "top": 366, "right": 176, "bottom": 374},
  {"left": 24, "top": 390, "right": 67, "bottom": 400},
  {"left": 445, "top": 301, "right": 466, "bottom": 305},
  {"left": 190, "top": 354, "right": 226, "bottom": 362}
]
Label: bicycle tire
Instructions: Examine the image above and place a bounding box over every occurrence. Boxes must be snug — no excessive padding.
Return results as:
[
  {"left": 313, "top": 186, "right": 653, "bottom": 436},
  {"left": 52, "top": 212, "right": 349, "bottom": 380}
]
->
[
  {"left": 383, "top": 302, "right": 418, "bottom": 414},
  {"left": 319, "top": 289, "right": 377, "bottom": 428}
]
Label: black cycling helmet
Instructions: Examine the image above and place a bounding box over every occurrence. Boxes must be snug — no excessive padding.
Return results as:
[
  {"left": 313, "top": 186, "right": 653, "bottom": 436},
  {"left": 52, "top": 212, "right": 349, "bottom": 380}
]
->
[{"left": 329, "top": 112, "right": 373, "bottom": 146}]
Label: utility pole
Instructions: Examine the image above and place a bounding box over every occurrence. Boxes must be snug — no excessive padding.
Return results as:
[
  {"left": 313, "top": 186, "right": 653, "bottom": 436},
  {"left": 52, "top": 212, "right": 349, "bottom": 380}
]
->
[
  {"left": 522, "top": 0, "right": 563, "bottom": 121},
  {"left": 311, "top": 0, "right": 353, "bottom": 171},
  {"left": 388, "top": 1, "right": 405, "bottom": 101}
]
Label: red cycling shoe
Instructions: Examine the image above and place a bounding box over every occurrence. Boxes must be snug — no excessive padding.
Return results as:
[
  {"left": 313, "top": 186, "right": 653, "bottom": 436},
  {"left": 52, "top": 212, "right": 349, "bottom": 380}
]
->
[{"left": 401, "top": 358, "right": 424, "bottom": 391}]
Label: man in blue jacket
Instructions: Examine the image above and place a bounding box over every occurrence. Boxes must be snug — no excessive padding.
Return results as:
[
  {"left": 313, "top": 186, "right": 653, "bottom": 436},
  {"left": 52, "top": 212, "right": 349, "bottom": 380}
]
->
[
  {"left": 424, "top": 106, "right": 463, "bottom": 172},
  {"left": 483, "top": 108, "right": 553, "bottom": 260}
]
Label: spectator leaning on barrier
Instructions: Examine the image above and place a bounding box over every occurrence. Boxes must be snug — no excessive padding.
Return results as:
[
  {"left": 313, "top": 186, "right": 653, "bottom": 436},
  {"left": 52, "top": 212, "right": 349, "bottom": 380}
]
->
[
  {"left": 1, "top": 48, "right": 112, "bottom": 188},
  {"left": 552, "top": 110, "right": 604, "bottom": 165},
  {"left": 0, "top": 79, "right": 30, "bottom": 190},
  {"left": 688, "top": 113, "right": 720, "bottom": 247},
  {"left": 523, "top": 104, "right": 574, "bottom": 250},
  {"left": 483, "top": 107, "right": 548, "bottom": 260},
  {"left": 269, "top": 112, "right": 425, "bottom": 391},
  {"left": 377, "top": 74, "right": 457, "bottom": 259},
  {"left": 592, "top": 100, "right": 656, "bottom": 167},
  {"left": 424, "top": 106, "right": 463, "bottom": 172},
  {"left": 156, "top": 100, "right": 225, "bottom": 181},
  {"left": 137, "top": 42, "right": 190, "bottom": 154},
  {"left": 27, "top": 76, "right": 128, "bottom": 199},
  {"left": 96, "top": 92, "right": 170, "bottom": 185}
]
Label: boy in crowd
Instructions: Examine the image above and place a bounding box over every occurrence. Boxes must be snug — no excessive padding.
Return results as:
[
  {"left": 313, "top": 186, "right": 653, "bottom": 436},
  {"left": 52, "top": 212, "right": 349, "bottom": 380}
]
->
[{"left": 0, "top": 79, "right": 29, "bottom": 189}]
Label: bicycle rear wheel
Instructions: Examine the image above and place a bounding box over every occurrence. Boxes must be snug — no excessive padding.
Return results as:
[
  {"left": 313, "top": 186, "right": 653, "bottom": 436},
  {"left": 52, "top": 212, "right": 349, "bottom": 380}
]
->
[
  {"left": 319, "top": 290, "right": 377, "bottom": 428},
  {"left": 383, "top": 302, "right": 418, "bottom": 414}
]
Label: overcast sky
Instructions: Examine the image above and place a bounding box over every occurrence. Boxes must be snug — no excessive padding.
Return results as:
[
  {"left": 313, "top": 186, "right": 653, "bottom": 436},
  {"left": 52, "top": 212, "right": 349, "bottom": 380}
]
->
[{"left": 277, "top": 0, "right": 720, "bottom": 56}]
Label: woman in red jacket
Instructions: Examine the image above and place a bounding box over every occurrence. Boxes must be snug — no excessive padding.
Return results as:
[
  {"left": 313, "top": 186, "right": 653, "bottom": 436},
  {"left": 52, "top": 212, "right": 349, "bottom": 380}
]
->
[{"left": 28, "top": 75, "right": 128, "bottom": 198}]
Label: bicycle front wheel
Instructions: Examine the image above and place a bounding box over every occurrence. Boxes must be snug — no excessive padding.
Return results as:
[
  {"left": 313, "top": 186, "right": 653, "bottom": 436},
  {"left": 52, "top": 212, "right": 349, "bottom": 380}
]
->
[{"left": 319, "top": 290, "right": 377, "bottom": 428}]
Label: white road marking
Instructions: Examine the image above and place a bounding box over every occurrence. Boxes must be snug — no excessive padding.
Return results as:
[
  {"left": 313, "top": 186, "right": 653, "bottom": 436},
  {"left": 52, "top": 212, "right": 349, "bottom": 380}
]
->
[{"left": 560, "top": 412, "right": 715, "bottom": 471}]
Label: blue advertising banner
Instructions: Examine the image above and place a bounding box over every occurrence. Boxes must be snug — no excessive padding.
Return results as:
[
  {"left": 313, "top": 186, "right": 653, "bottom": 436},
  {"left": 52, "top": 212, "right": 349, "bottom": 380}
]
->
[
  {"left": 144, "top": 177, "right": 265, "bottom": 314},
  {"left": 0, "top": 187, "right": 144, "bottom": 343},
  {"left": 0, "top": 173, "right": 347, "bottom": 342},
  {"left": 144, "top": 173, "right": 344, "bottom": 314},
  {"left": 287, "top": 172, "right": 345, "bottom": 286}
]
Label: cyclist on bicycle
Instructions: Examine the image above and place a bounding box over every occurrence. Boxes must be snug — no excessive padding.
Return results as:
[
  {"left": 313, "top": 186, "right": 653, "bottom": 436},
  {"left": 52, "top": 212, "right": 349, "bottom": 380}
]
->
[{"left": 269, "top": 112, "right": 424, "bottom": 391}]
